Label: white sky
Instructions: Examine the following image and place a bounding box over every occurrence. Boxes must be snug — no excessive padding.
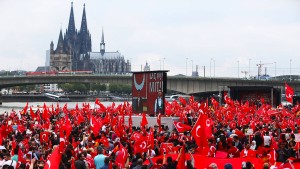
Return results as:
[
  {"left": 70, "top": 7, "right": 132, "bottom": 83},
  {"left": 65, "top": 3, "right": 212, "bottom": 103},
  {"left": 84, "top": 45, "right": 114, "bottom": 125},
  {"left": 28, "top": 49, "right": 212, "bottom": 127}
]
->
[{"left": 0, "top": 0, "right": 299, "bottom": 77}]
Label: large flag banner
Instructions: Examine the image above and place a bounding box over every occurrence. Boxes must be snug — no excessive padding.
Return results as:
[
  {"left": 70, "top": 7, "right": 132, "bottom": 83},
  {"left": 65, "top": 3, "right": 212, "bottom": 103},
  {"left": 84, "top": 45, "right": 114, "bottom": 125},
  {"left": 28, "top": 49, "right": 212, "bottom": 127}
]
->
[
  {"left": 285, "top": 82, "right": 294, "bottom": 103},
  {"left": 44, "top": 146, "right": 60, "bottom": 169},
  {"left": 132, "top": 71, "right": 167, "bottom": 116}
]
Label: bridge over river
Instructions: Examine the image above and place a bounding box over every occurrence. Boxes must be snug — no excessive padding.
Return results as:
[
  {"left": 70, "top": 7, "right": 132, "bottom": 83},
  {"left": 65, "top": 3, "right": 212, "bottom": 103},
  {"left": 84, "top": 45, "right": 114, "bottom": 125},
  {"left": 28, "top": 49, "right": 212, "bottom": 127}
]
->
[{"left": 0, "top": 75, "right": 300, "bottom": 94}]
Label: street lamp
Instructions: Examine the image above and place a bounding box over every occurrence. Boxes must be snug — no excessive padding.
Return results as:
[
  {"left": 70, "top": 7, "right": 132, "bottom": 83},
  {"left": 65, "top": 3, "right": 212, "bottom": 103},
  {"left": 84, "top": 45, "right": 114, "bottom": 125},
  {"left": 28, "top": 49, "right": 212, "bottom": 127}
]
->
[
  {"left": 274, "top": 62, "right": 276, "bottom": 80},
  {"left": 237, "top": 60, "right": 240, "bottom": 78},
  {"left": 186, "top": 58, "right": 188, "bottom": 76},
  {"left": 249, "top": 58, "right": 251, "bottom": 78},
  {"left": 162, "top": 57, "right": 165, "bottom": 70},
  {"left": 212, "top": 59, "right": 215, "bottom": 77},
  {"left": 290, "top": 59, "right": 292, "bottom": 81},
  {"left": 191, "top": 59, "right": 193, "bottom": 75}
]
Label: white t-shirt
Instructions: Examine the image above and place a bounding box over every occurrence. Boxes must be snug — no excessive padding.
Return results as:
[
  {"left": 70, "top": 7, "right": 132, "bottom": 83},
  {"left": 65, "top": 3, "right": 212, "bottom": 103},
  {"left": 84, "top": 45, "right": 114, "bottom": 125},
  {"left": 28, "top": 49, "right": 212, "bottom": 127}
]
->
[
  {"left": 2, "top": 160, "right": 17, "bottom": 169},
  {"left": 263, "top": 135, "right": 271, "bottom": 146}
]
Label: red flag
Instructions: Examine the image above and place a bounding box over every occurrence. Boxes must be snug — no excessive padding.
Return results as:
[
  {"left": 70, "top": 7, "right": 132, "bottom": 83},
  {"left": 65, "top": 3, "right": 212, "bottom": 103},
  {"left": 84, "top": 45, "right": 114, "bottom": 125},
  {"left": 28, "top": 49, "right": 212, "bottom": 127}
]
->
[
  {"left": 40, "top": 132, "right": 50, "bottom": 144},
  {"left": 63, "top": 103, "right": 68, "bottom": 114},
  {"left": 224, "top": 92, "right": 234, "bottom": 106},
  {"left": 90, "top": 115, "right": 102, "bottom": 137},
  {"left": 17, "top": 125, "right": 26, "bottom": 133},
  {"left": 191, "top": 114, "right": 209, "bottom": 147},
  {"left": 59, "top": 131, "right": 65, "bottom": 153},
  {"left": 30, "top": 107, "right": 36, "bottom": 119},
  {"left": 140, "top": 113, "right": 148, "bottom": 128},
  {"left": 22, "top": 102, "right": 28, "bottom": 114},
  {"left": 177, "top": 146, "right": 187, "bottom": 169},
  {"left": 95, "top": 98, "right": 107, "bottom": 112},
  {"left": 44, "top": 146, "right": 61, "bottom": 169},
  {"left": 160, "top": 143, "right": 174, "bottom": 155},
  {"left": 285, "top": 82, "right": 294, "bottom": 103},
  {"left": 64, "top": 116, "right": 72, "bottom": 138},
  {"left": 173, "top": 121, "right": 192, "bottom": 133},
  {"left": 157, "top": 113, "right": 161, "bottom": 126},
  {"left": 211, "top": 97, "right": 219, "bottom": 108},
  {"left": 130, "top": 132, "right": 143, "bottom": 141},
  {"left": 99, "top": 136, "right": 110, "bottom": 147},
  {"left": 134, "top": 136, "right": 148, "bottom": 153},
  {"left": 77, "top": 113, "right": 85, "bottom": 125},
  {"left": 179, "top": 97, "right": 187, "bottom": 106},
  {"left": 16, "top": 148, "right": 26, "bottom": 168},
  {"left": 115, "top": 143, "right": 128, "bottom": 168},
  {"left": 148, "top": 128, "right": 155, "bottom": 149},
  {"left": 42, "top": 103, "right": 50, "bottom": 120}
]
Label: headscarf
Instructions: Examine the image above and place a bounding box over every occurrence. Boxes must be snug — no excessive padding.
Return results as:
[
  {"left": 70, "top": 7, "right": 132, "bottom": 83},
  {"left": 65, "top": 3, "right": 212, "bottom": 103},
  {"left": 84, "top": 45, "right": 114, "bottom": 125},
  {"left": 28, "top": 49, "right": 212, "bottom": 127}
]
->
[{"left": 250, "top": 140, "right": 256, "bottom": 150}]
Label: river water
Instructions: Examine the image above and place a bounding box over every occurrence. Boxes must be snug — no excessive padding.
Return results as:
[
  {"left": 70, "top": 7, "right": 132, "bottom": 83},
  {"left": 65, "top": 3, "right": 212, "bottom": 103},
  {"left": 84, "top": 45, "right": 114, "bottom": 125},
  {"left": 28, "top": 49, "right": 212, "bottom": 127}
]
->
[{"left": 0, "top": 101, "right": 125, "bottom": 114}]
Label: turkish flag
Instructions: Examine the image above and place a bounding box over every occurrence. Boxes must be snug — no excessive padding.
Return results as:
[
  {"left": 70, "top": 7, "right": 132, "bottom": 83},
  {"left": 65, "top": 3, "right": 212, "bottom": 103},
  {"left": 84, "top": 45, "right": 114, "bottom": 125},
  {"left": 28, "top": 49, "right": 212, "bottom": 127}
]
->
[
  {"left": 177, "top": 145, "right": 187, "bottom": 169},
  {"left": 16, "top": 148, "right": 26, "bottom": 168},
  {"left": 40, "top": 132, "right": 50, "bottom": 143},
  {"left": 99, "top": 135, "right": 109, "bottom": 147},
  {"left": 134, "top": 136, "right": 148, "bottom": 153},
  {"left": 44, "top": 146, "right": 61, "bottom": 169},
  {"left": 115, "top": 143, "right": 128, "bottom": 168},
  {"left": 224, "top": 92, "right": 234, "bottom": 107},
  {"left": 140, "top": 113, "right": 148, "bottom": 128},
  {"left": 211, "top": 97, "right": 219, "bottom": 108},
  {"left": 22, "top": 102, "right": 28, "bottom": 114},
  {"left": 130, "top": 132, "right": 143, "bottom": 141},
  {"left": 148, "top": 128, "right": 155, "bottom": 149},
  {"left": 30, "top": 107, "right": 36, "bottom": 119},
  {"left": 64, "top": 116, "right": 72, "bottom": 138},
  {"left": 90, "top": 115, "right": 102, "bottom": 137},
  {"left": 173, "top": 121, "right": 192, "bottom": 133},
  {"left": 285, "top": 82, "right": 294, "bottom": 103},
  {"left": 42, "top": 103, "right": 50, "bottom": 120},
  {"left": 191, "top": 114, "right": 209, "bottom": 147},
  {"left": 95, "top": 98, "right": 107, "bottom": 113},
  {"left": 59, "top": 131, "right": 65, "bottom": 153},
  {"left": 157, "top": 113, "right": 161, "bottom": 126},
  {"left": 160, "top": 143, "right": 174, "bottom": 155}
]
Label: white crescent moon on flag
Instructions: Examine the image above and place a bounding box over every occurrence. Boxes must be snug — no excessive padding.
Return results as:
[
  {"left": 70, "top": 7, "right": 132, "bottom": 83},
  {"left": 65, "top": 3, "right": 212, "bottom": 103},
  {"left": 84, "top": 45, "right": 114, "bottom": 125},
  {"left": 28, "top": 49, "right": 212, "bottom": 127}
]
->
[
  {"left": 196, "top": 126, "right": 201, "bottom": 137},
  {"left": 176, "top": 122, "right": 183, "bottom": 129},
  {"left": 206, "top": 119, "right": 210, "bottom": 127},
  {"left": 121, "top": 148, "right": 126, "bottom": 159},
  {"left": 140, "top": 141, "right": 146, "bottom": 150},
  {"left": 46, "top": 160, "right": 51, "bottom": 169}
]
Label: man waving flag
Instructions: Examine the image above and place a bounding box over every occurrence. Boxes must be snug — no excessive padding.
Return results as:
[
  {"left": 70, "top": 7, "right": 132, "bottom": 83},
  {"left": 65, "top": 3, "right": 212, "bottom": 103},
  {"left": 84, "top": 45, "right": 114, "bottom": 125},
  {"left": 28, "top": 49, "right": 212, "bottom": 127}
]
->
[{"left": 285, "top": 82, "right": 294, "bottom": 103}]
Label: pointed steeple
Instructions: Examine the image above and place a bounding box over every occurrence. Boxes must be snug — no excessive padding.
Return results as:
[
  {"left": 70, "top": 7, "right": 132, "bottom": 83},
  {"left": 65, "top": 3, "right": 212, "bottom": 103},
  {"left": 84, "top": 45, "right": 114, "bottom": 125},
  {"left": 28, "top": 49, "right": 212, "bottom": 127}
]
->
[
  {"left": 67, "top": 2, "right": 76, "bottom": 37},
  {"left": 78, "top": 3, "right": 91, "bottom": 54},
  {"left": 80, "top": 3, "right": 88, "bottom": 34},
  {"left": 56, "top": 29, "right": 65, "bottom": 53},
  {"left": 100, "top": 28, "right": 105, "bottom": 55}
]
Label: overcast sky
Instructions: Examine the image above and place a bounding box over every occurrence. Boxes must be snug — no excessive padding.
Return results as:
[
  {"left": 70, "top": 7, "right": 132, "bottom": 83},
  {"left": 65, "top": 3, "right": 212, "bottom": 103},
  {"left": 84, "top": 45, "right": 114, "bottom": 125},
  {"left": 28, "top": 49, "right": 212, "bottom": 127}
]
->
[{"left": 0, "top": 0, "right": 299, "bottom": 77}]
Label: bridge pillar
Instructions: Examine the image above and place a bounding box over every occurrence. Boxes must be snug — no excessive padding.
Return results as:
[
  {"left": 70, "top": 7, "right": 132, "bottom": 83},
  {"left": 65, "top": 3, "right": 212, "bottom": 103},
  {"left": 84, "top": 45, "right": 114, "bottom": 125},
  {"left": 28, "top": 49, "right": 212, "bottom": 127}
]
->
[{"left": 0, "top": 92, "right": 2, "bottom": 105}]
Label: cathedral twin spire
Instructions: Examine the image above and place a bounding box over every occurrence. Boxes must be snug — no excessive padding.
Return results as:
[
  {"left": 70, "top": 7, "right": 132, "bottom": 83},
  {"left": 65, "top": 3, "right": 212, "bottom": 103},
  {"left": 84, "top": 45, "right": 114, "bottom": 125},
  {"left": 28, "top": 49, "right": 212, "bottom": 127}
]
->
[{"left": 51, "top": 2, "right": 106, "bottom": 71}]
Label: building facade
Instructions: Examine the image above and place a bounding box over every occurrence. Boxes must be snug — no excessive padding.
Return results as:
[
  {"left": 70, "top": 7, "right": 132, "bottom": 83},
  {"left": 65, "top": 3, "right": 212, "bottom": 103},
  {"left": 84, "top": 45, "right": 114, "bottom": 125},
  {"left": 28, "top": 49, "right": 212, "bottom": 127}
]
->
[{"left": 50, "top": 3, "right": 131, "bottom": 74}]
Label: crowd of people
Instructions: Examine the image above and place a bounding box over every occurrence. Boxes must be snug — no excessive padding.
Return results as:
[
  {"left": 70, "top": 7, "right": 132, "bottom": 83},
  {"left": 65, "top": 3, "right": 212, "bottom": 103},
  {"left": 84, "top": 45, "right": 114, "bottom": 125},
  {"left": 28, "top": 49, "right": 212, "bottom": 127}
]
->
[{"left": 0, "top": 96, "right": 300, "bottom": 169}]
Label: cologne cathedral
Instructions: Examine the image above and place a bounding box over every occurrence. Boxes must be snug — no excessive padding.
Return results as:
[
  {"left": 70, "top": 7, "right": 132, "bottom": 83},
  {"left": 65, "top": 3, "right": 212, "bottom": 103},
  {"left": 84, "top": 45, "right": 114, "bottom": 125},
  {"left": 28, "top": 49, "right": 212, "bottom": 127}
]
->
[{"left": 50, "top": 3, "right": 131, "bottom": 74}]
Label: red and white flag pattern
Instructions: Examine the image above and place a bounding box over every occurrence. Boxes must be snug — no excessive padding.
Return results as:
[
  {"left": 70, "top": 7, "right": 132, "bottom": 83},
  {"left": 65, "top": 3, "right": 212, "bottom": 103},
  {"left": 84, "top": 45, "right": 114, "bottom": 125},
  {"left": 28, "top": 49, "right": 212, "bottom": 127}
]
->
[
  {"left": 173, "top": 121, "right": 192, "bottom": 133},
  {"left": 285, "top": 82, "right": 294, "bottom": 103}
]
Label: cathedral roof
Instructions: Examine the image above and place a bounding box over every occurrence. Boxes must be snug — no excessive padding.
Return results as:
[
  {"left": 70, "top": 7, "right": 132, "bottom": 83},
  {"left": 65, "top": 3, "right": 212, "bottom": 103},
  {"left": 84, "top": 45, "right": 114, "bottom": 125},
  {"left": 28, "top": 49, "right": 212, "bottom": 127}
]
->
[{"left": 89, "top": 52, "right": 124, "bottom": 60}]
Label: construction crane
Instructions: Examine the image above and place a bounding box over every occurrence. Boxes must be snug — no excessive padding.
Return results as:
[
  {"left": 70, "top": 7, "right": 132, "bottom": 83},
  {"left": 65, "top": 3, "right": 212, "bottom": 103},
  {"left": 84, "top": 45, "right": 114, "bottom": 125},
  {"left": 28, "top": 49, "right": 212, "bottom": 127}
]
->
[{"left": 256, "top": 62, "right": 273, "bottom": 79}]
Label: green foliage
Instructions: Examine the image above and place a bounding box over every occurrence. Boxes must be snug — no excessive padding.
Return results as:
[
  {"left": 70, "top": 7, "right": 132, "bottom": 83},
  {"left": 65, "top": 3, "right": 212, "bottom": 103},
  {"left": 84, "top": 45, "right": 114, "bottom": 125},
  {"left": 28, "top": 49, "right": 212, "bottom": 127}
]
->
[
  {"left": 90, "top": 83, "right": 107, "bottom": 91},
  {"left": 108, "top": 83, "right": 131, "bottom": 94}
]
